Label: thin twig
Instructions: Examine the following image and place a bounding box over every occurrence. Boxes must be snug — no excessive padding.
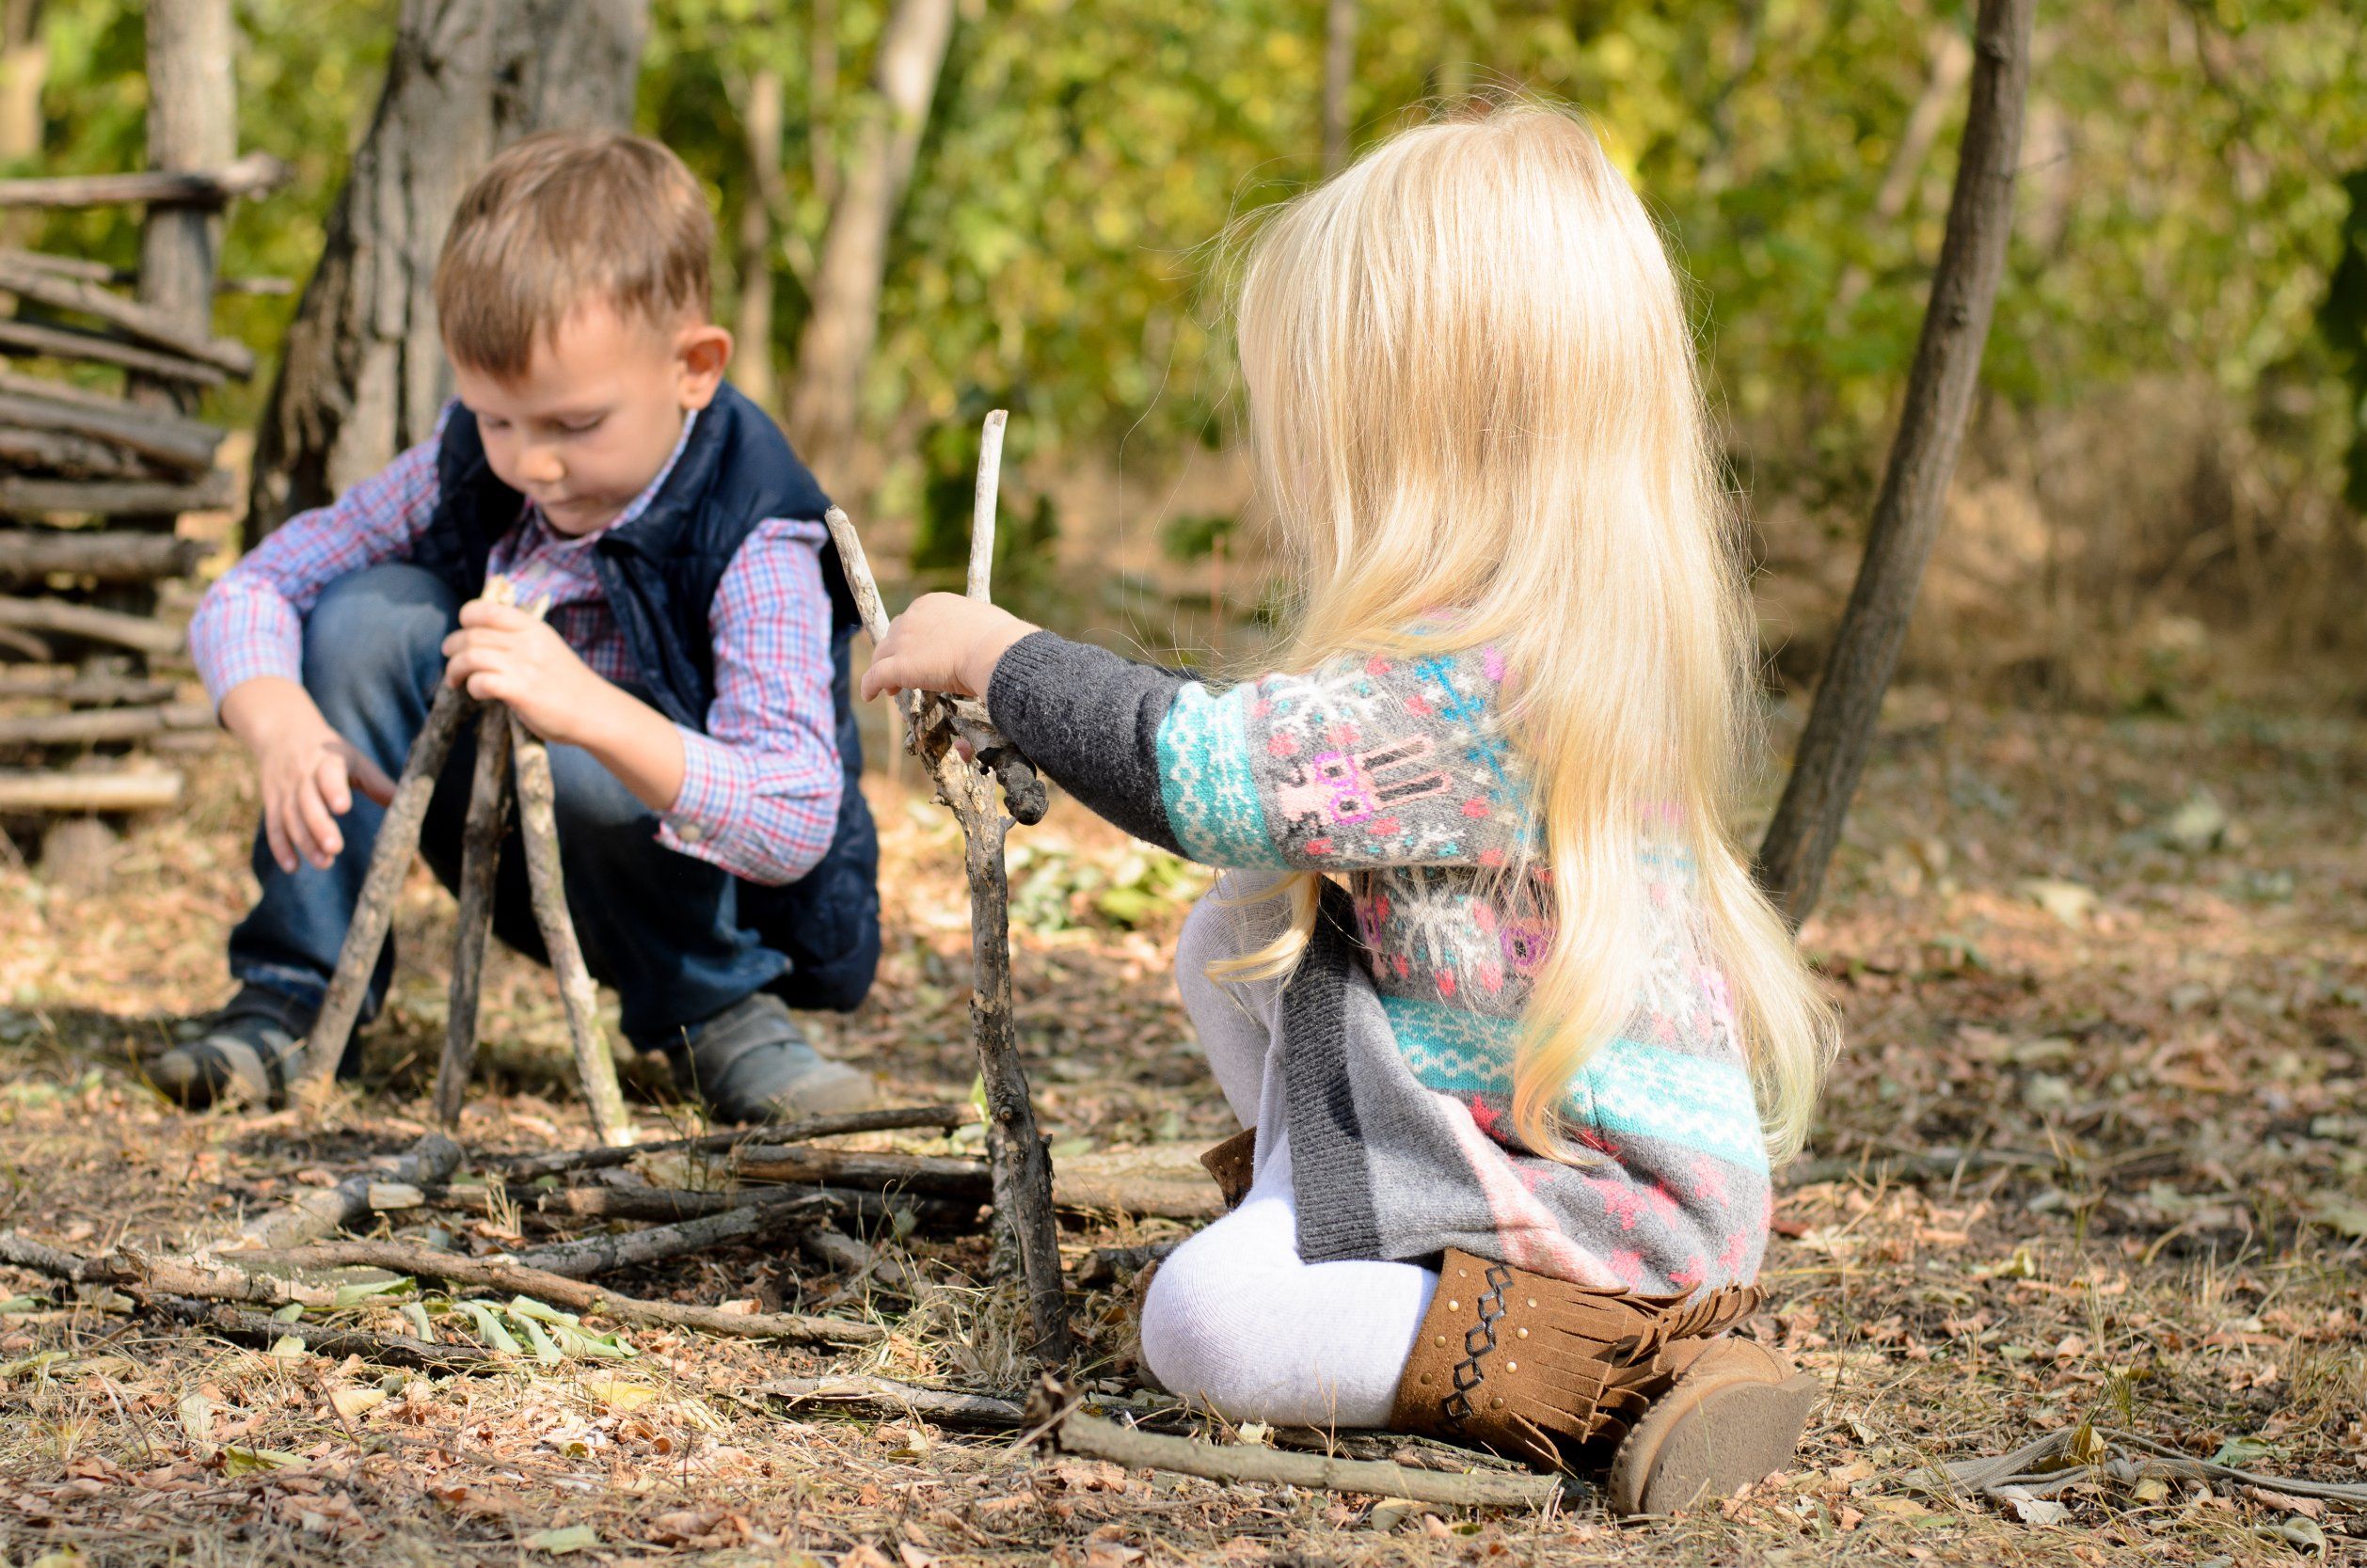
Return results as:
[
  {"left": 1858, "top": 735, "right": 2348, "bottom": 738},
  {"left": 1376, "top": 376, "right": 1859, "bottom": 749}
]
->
[
  {"left": 505, "top": 1195, "right": 832, "bottom": 1279},
  {"left": 967, "top": 407, "right": 1007, "bottom": 601},
  {"left": 234, "top": 1132, "right": 465, "bottom": 1252},
  {"left": 761, "top": 1374, "right": 1028, "bottom": 1430},
  {"left": 488, "top": 1103, "right": 975, "bottom": 1181}
]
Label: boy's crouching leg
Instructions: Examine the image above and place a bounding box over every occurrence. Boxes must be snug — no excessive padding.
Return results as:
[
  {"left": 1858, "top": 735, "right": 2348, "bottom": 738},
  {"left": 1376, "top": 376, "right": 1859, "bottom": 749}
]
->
[{"left": 503, "top": 742, "right": 875, "bottom": 1123}]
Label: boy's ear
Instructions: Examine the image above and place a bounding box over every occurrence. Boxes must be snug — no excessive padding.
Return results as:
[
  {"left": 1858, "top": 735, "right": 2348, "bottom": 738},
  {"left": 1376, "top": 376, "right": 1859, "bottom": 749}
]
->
[{"left": 674, "top": 322, "right": 735, "bottom": 410}]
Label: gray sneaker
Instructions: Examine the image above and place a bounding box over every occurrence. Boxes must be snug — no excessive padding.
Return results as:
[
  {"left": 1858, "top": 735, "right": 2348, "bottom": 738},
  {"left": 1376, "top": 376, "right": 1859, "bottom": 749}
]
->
[
  {"left": 674, "top": 992, "right": 877, "bottom": 1124},
  {"left": 151, "top": 985, "right": 319, "bottom": 1110}
]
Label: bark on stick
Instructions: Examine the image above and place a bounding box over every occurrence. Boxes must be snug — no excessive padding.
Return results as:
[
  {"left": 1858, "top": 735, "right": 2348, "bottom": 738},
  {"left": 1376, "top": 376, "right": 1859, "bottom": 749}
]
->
[
  {"left": 1753, "top": 0, "right": 2033, "bottom": 925},
  {"left": 509, "top": 709, "right": 635, "bottom": 1148},
  {"left": 295, "top": 684, "right": 473, "bottom": 1100},
  {"left": 431, "top": 702, "right": 513, "bottom": 1128}
]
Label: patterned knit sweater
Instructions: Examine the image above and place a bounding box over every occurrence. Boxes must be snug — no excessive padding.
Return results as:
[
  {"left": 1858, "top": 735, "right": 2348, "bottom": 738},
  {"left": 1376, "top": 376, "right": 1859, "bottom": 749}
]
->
[{"left": 986, "top": 630, "right": 1772, "bottom": 1293}]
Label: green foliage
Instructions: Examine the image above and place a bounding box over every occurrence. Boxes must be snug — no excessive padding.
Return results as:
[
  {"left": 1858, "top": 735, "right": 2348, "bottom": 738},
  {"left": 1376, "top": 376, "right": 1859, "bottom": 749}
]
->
[{"left": 2320, "top": 167, "right": 2367, "bottom": 512}]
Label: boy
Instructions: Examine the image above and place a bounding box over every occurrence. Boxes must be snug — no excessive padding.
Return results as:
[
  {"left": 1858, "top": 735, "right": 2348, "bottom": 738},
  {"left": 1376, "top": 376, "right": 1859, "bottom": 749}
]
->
[{"left": 155, "top": 133, "right": 881, "bottom": 1123}]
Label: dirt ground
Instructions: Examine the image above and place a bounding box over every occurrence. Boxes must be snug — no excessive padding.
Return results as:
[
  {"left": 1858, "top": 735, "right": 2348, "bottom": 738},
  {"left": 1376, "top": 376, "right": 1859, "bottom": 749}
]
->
[{"left": 0, "top": 695, "right": 2361, "bottom": 1567}]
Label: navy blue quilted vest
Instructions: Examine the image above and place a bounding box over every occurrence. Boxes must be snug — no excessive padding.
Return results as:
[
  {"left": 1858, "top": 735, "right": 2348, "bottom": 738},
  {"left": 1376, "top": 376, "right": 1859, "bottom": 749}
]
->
[{"left": 413, "top": 382, "right": 879, "bottom": 1012}]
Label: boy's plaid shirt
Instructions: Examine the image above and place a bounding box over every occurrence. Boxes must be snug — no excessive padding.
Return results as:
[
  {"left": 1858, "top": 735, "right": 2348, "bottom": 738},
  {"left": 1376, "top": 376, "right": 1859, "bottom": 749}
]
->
[{"left": 189, "top": 404, "right": 842, "bottom": 886}]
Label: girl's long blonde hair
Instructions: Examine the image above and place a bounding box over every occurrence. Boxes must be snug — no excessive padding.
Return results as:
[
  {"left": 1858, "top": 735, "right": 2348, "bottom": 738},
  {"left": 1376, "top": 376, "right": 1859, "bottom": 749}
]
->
[{"left": 1219, "top": 102, "right": 1835, "bottom": 1162}]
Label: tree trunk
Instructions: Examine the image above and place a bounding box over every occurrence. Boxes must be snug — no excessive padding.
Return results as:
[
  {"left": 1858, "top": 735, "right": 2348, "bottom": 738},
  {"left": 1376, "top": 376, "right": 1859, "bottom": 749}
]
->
[
  {"left": 242, "top": 0, "right": 648, "bottom": 546},
  {"left": 1753, "top": 0, "right": 2034, "bottom": 926},
  {"left": 782, "top": 0, "right": 954, "bottom": 479},
  {"left": 733, "top": 63, "right": 786, "bottom": 411},
  {"left": 1321, "top": 0, "right": 1357, "bottom": 174},
  {"left": 0, "top": 0, "right": 44, "bottom": 169},
  {"left": 133, "top": 0, "right": 233, "bottom": 420}
]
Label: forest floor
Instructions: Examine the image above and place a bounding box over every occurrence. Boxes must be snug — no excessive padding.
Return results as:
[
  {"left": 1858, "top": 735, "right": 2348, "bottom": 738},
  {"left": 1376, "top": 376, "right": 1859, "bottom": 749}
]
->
[{"left": 0, "top": 695, "right": 2361, "bottom": 1567}]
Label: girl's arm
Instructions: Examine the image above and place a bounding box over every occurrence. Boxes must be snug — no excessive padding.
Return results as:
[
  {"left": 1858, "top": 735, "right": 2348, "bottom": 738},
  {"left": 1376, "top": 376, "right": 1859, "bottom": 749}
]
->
[{"left": 863, "top": 594, "right": 1528, "bottom": 873}]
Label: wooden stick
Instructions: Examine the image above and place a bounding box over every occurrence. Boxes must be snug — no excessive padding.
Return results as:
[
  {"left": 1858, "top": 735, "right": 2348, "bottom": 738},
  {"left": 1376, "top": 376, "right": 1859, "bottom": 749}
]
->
[
  {"left": 151, "top": 1295, "right": 497, "bottom": 1370},
  {"left": 0, "top": 252, "right": 255, "bottom": 374},
  {"left": 0, "top": 250, "right": 290, "bottom": 294},
  {"left": 0, "top": 701, "right": 210, "bottom": 746},
  {"left": 966, "top": 406, "right": 1007, "bottom": 601},
  {"left": 235, "top": 1239, "right": 883, "bottom": 1347},
  {"left": 825, "top": 467, "right": 1071, "bottom": 1363},
  {"left": 0, "top": 422, "right": 160, "bottom": 479},
  {"left": 0, "top": 470, "right": 233, "bottom": 515},
  {"left": 1044, "top": 1403, "right": 1574, "bottom": 1510},
  {"left": 0, "top": 768, "right": 182, "bottom": 812},
  {"left": 761, "top": 1375, "right": 1028, "bottom": 1430},
  {"left": 0, "top": 528, "right": 209, "bottom": 582},
  {"left": 0, "top": 596, "right": 184, "bottom": 655},
  {"left": 0, "top": 151, "right": 293, "bottom": 210},
  {"left": 0, "top": 668, "right": 178, "bottom": 704},
  {"left": 235, "top": 1132, "right": 466, "bottom": 1252},
  {"left": 490, "top": 1102, "right": 976, "bottom": 1181},
  {"left": 431, "top": 704, "right": 512, "bottom": 1129},
  {"left": 508, "top": 709, "right": 636, "bottom": 1148},
  {"left": 734, "top": 1144, "right": 994, "bottom": 1199},
  {"left": 0, "top": 317, "right": 228, "bottom": 388},
  {"left": 295, "top": 686, "right": 475, "bottom": 1100},
  {"left": 506, "top": 1195, "right": 831, "bottom": 1280}
]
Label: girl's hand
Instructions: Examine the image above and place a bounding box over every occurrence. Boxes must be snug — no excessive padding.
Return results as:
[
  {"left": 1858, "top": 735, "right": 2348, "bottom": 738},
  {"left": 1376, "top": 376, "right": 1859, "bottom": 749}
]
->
[
  {"left": 860, "top": 593, "right": 1036, "bottom": 703},
  {"left": 441, "top": 598, "right": 613, "bottom": 746}
]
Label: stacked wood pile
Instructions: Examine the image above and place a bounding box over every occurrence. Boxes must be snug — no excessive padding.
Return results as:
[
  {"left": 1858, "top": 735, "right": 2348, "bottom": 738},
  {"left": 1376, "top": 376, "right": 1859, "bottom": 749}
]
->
[{"left": 0, "top": 3, "right": 288, "bottom": 856}]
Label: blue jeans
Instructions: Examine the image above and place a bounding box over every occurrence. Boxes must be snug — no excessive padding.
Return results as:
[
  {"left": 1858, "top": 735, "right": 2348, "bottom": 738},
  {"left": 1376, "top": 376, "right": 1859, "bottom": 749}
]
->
[{"left": 228, "top": 563, "right": 794, "bottom": 1065}]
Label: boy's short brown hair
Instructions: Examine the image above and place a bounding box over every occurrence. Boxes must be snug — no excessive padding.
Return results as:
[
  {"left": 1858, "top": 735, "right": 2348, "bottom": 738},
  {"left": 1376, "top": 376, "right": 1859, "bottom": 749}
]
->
[{"left": 434, "top": 132, "right": 714, "bottom": 377}]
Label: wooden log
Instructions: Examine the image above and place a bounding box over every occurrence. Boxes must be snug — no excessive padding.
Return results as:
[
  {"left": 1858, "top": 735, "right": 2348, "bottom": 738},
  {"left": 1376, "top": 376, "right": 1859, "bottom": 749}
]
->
[
  {"left": 0, "top": 422, "right": 157, "bottom": 479},
  {"left": 826, "top": 490, "right": 1069, "bottom": 1362},
  {"left": 294, "top": 686, "right": 475, "bottom": 1099},
  {"left": 509, "top": 708, "right": 635, "bottom": 1148},
  {"left": 0, "top": 528, "right": 208, "bottom": 582},
  {"left": 0, "top": 252, "right": 254, "bottom": 374},
  {"left": 0, "top": 700, "right": 210, "bottom": 746},
  {"left": 0, "top": 768, "right": 182, "bottom": 812},
  {"left": 0, "top": 596, "right": 183, "bottom": 655},
  {"left": 0, "top": 669, "right": 178, "bottom": 704},
  {"left": 234, "top": 1132, "right": 466, "bottom": 1252},
  {"left": 489, "top": 1102, "right": 977, "bottom": 1182},
  {"left": 0, "top": 367, "right": 223, "bottom": 444},
  {"left": 736, "top": 1144, "right": 993, "bottom": 1200},
  {"left": 235, "top": 1239, "right": 883, "bottom": 1348},
  {"left": 1044, "top": 1402, "right": 1575, "bottom": 1510},
  {"left": 0, "top": 317, "right": 228, "bottom": 388},
  {"left": 431, "top": 703, "right": 512, "bottom": 1129},
  {"left": 506, "top": 1194, "right": 832, "bottom": 1280},
  {"left": 0, "top": 470, "right": 233, "bottom": 516},
  {"left": 0, "top": 251, "right": 290, "bottom": 294},
  {"left": 433, "top": 1180, "right": 962, "bottom": 1233},
  {"left": 0, "top": 389, "right": 220, "bottom": 473},
  {"left": 0, "top": 150, "right": 291, "bottom": 210}
]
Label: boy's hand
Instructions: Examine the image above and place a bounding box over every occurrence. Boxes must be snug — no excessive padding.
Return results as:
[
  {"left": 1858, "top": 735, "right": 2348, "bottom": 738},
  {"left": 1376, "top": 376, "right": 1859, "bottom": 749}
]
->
[
  {"left": 441, "top": 598, "right": 614, "bottom": 746},
  {"left": 220, "top": 677, "right": 399, "bottom": 873},
  {"left": 859, "top": 592, "right": 1036, "bottom": 704}
]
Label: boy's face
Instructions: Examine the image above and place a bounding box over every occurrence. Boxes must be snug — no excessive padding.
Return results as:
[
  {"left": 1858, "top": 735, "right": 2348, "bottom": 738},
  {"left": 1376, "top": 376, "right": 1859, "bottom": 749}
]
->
[{"left": 449, "top": 302, "right": 733, "bottom": 537}]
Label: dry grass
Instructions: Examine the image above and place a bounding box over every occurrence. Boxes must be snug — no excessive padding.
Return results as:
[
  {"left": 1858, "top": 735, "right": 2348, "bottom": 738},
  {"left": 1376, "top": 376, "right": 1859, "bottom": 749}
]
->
[{"left": 1, "top": 697, "right": 2362, "bottom": 1566}]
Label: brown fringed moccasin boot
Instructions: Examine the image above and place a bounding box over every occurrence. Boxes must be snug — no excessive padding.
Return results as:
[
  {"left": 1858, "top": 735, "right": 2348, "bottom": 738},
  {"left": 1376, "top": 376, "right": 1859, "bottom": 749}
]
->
[
  {"left": 1389, "top": 1250, "right": 1819, "bottom": 1513},
  {"left": 1199, "top": 1127, "right": 1259, "bottom": 1211}
]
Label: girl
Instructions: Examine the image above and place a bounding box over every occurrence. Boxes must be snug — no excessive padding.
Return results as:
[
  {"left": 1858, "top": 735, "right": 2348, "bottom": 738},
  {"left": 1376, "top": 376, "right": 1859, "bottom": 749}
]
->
[{"left": 862, "top": 102, "right": 1835, "bottom": 1513}]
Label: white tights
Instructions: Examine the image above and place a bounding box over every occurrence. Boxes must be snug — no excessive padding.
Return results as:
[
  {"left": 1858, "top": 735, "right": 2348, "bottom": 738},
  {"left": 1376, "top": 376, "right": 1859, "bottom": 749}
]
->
[{"left": 1136, "top": 882, "right": 1439, "bottom": 1428}]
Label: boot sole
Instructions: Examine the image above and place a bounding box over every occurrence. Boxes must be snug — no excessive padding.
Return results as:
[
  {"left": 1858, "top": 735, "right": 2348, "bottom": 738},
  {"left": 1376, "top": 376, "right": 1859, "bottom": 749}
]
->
[{"left": 1603, "top": 1366, "right": 1819, "bottom": 1515}]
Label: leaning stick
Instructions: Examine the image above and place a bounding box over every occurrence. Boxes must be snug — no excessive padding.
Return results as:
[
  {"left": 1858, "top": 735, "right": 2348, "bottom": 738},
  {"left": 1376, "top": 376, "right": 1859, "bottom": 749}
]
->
[
  {"left": 296, "top": 685, "right": 474, "bottom": 1100},
  {"left": 431, "top": 702, "right": 515, "bottom": 1128},
  {"left": 509, "top": 708, "right": 635, "bottom": 1148},
  {"left": 823, "top": 419, "right": 1071, "bottom": 1363}
]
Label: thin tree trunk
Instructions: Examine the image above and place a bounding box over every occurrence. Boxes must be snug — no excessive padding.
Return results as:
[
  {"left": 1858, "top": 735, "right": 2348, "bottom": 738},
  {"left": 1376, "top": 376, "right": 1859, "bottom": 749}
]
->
[
  {"left": 733, "top": 64, "right": 786, "bottom": 411},
  {"left": 1754, "top": 0, "right": 2034, "bottom": 926},
  {"left": 243, "top": 0, "right": 647, "bottom": 546},
  {"left": 782, "top": 0, "right": 954, "bottom": 478},
  {"left": 132, "top": 0, "right": 232, "bottom": 420},
  {"left": 1321, "top": 0, "right": 1357, "bottom": 174}
]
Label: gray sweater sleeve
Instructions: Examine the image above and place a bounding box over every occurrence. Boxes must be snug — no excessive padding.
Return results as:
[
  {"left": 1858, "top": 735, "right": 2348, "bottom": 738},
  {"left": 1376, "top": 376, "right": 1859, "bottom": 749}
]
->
[{"left": 983, "top": 629, "right": 1188, "bottom": 854}]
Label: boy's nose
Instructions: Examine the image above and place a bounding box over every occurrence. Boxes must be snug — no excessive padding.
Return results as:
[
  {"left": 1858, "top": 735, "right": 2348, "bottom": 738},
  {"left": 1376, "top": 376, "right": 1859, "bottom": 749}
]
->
[{"left": 518, "top": 446, "right": 565, "bottom": 485}]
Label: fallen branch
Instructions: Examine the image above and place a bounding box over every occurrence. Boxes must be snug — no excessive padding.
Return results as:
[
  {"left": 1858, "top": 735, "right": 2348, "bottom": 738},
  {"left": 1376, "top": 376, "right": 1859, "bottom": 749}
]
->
[
  {"left": 734, "top": 1144, "right": 994, "bottom": 1199},
  {"left": 505, "top": 1195, "right": 831, "bottom": 1280},
  {"left": 234, "top": 1240, "right": 882, "bottom": 1347},
  {"left": 434, "top": 1179, "right": 967, "bottom": 1234},
  {"left": 1943, "top": 1426, "right": 2367, "bottom": 1510},
  {"left": 489, "top": 1102, "right": 975, "bottom": 1182},
  {"left": 150, "top": 1295, "right": 495, "bottom": 1371},
  {"left": 760, "top": 1374, "right": 1028, "bottom": 1431},
  {"left": 1040, "top": 1398, "right": 1573, "bottom": 1510},
  {"left": 234, "top": 1132, "right": 466, "bottom": 1252},
  {"left": 1075, "top": 1241, "right": 1180, "bottom": 1288}
]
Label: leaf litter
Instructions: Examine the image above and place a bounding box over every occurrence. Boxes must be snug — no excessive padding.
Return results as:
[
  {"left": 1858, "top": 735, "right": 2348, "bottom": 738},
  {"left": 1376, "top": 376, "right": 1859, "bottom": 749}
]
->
[{"left": 0, "top": 707, "right": 2361, "bottom": 1565}]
